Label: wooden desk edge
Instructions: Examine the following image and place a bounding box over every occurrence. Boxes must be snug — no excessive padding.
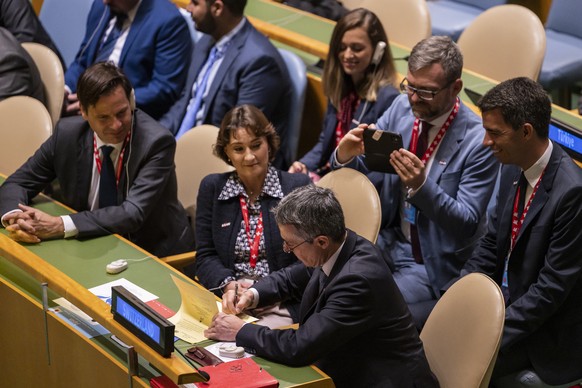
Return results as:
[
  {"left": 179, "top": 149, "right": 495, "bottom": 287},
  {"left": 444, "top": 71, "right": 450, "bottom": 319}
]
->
[{"left": 0, "top": 234, "right": 203, "bottom": 385}]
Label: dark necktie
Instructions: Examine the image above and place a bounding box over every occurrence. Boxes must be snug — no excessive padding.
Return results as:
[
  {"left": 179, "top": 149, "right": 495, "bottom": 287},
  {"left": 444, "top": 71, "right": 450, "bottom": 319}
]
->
[
  {"left": 410, "top": 121, "right": 430, "bottom": 264},
  {"left": 99, "top": 146, "right": 117, "bottom": 208},
  {"left": 96, "top": 13, "right": 127, "bottom": 62},
  {"left": 299, "top": 267, "right": 326, "bottom": 323}
]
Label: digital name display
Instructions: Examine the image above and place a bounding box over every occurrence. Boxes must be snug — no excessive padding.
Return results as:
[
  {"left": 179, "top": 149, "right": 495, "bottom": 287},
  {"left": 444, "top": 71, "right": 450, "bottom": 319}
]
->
[
  {"left": 548, "top": 118, "right": 582, "bottom": 161},
  {"left": 115, "top": 297, "right": 161, "bottom": 343},
  {"left": 111, "top": 286, "right": 174, "bottom": 357}
]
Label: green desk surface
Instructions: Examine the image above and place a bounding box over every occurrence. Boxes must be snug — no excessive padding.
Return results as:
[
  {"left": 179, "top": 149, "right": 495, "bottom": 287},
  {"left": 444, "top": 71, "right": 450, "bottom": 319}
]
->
[{"left": 0, "top": 180, "right": 329, "bottom": 387}]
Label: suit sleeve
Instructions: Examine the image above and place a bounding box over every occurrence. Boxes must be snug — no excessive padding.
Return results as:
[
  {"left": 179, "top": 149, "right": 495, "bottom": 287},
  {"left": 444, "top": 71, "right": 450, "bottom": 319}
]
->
[
  {"left": 0, "top": 135, "right": 58, "bottom": 216},
  {"left": 0, "top": 0, "right": 40, "bottom": 43},
  {"left": 194, "top": 176, "right": 236, "bottom": 290},
  {"left": 238, "top": 270, "right": 378, "bottom": 366},
  {"left": 133, "top": 14, "right": 192, "bottom": 118},
  {"left": 233, "top": 53, "right": 286, "bottom": 122},
  {"left": 0, "top": 50, "right": 34, "bottom": 100},
  {"left": 69, "top": 132, "right": 177, "bottom": 237}
]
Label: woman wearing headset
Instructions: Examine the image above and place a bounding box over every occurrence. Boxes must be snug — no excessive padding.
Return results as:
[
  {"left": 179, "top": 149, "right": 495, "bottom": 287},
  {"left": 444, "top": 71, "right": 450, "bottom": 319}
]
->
[{"left": 289, "top": 8, "right": 399, "bottom": 181}]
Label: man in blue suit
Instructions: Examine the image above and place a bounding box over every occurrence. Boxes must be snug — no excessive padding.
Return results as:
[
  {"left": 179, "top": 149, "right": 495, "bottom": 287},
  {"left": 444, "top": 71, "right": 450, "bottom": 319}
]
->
[
  {"left": 160, "top": 0, "right": 292, "bottom": 168},
  {"left": 64, "top": 0, "right": 192, "bottom": 120},
  {"left": 459, "top": 77, "right": 582, "bottom": 387},
  {"left": 333, "top": 36, "right": 498, "bottom": 323}
]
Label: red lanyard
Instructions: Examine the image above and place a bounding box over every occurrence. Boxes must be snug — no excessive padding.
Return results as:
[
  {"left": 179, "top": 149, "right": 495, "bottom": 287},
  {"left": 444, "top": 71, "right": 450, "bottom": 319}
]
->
[
  {"left": 93, "top": 131, "right": 131, "bottom": 186},
  {"left": 239, "top": 196, "right": 263, "bottom": 268},
  {"left": 409, "top": 98, "right": 460, "bottom": 162},
  {"left": 509, "top": 171, "right": 545, "bottom": 252}
]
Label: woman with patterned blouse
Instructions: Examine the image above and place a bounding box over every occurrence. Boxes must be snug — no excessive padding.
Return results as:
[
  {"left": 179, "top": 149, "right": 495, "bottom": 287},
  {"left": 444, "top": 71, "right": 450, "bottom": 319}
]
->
[{"left": 189, "top": 104, "right": 311, "bottom": 327}]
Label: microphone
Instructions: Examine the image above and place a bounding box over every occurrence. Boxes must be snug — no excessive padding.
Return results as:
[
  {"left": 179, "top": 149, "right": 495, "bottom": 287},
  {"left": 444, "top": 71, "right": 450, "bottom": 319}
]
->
[{"left": 173, "top": 345, "right": 210, "bottom": 382}]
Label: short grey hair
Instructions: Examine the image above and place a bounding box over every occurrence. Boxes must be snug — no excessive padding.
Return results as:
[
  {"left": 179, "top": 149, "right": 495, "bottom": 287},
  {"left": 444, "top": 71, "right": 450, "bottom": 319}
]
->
[
  {"left": 273, "top": 185, "right": 345, "bottom": 242},
  {"left": 408, "top": 36, "right": 463, "bottom": 84}
]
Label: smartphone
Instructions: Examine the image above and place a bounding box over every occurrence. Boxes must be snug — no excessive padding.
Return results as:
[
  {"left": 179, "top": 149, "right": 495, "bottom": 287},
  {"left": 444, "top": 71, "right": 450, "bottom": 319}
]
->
[{"left": 363, "top": 129, "right": 403, "bottom": 174}]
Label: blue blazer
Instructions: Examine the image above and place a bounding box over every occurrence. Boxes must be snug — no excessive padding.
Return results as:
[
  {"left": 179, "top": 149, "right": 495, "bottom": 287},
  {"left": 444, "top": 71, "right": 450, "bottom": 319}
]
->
[
  {"left": 462, "top": 144, "right": 582, "bottom": 385},
  {"left": 299, "top": 85, "right": 399, "bottom": 172},
  {"left": 237, "top": 230, "right": 439, "bottom": 388},
  {"left": 191, "top": 170, "right": 310, "bottom": 321},
  {"left": 160, "top": 20, "right": 293, "bottom": 167},
  {"left": 65, "top": 0, "right": 192, "bottom": 119},
  {"left": 334, "top": 94, "right": 499, "bottom": 295}
]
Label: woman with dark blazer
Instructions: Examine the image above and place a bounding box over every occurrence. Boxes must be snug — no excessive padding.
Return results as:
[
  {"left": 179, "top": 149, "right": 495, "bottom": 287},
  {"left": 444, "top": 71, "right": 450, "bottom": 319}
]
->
[
  {"left": 190, "top": 105, "right": 310, "bottom": 326},
  {"left": 289, "top": 8, "right": 399, "bottom": 181}
]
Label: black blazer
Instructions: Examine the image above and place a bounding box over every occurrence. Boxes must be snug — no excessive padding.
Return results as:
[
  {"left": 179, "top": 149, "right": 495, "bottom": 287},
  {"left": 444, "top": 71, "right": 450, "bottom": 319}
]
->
[
  {"left": 237, "top": 230, "right": 439, "bottom": 388},
  {"left": 192, "top": 170, "right": 310, "bottom": 321},
  {"left": 0, "top": 110, "right": 195, "bottom": 257},
  {"left": 463, "top": 144, "right": 582, "bottom": 385}
]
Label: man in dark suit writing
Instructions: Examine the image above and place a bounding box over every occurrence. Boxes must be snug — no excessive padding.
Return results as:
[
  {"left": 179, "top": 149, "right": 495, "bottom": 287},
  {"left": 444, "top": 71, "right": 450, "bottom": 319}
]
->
[
  {"left": 204, "top": 185, "right": 438, "bottom": 388},
  {"left": 458, "top": 77, "right": 582, "bottom": 386},
  {"left": 0, "top": 62, "right": 194, "bottom": 257}
]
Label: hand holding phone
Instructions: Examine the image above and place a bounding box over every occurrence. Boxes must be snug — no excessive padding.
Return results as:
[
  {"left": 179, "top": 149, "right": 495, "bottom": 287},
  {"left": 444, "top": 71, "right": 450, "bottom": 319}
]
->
[{"left": 363, "top": 129, "right": 403, "bottom": 174}]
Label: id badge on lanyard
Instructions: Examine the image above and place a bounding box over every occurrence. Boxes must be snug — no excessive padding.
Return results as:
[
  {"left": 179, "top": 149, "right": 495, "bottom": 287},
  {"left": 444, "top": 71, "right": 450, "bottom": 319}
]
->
[{"left": 404, "top": 202, "right": 417, "bottom": 225}]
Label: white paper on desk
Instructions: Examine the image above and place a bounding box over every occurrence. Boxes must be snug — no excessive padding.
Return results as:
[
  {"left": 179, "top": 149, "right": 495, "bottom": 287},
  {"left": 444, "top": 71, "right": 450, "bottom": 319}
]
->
[
  {"left": 88, "top": 278, "right": 158, "bottom": 304},
  {"left": 168, "top": 275, "right": 219, "bottom": 343}
]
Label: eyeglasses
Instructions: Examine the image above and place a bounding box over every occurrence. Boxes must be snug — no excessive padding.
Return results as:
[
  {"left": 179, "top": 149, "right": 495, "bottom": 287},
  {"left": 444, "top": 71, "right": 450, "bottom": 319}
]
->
[
  {"left": 282, "top": 238, "right": 311, "bottom": 254},
  {"left": 399, "top": 78, "right": 454, "bottom": 101}
]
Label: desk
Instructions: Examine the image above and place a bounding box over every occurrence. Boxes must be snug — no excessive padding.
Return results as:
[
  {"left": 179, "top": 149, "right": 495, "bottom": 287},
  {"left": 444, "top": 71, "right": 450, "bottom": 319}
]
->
[{"left": 0, "top": 180, "right": 333, "bottom": 387}]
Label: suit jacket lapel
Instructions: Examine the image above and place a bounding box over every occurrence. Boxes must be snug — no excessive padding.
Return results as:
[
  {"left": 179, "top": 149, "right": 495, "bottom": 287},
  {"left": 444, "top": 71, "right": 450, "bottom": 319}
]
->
[
  {"left": 118, "top": 0, "right": 151, "bottom": 64},
  {"left": 428, "top": 109, "right": 466, "bottom": 181},
  {"left": 202, "top": 23, "right": 250, "bottom": 122},
  {"left": 88, "top": 7, "right": 112, "bottom": 63},
  {"left": 76, "top": 129, "right": 94, "bottom": 211},
  {"left": 299, "top": 230, "right": 356, "bottom": 323}
]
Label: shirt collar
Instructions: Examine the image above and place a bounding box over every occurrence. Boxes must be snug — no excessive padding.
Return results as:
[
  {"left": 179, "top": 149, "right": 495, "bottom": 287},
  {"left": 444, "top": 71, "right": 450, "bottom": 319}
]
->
[
  {"left": 321, "top": 232, "right": 347, "bottom": 276},
  {"left": 215, "top": 17, "right": 246, "bottom": 52},
  {"left": 94, "top": 133, "right": 124, "bottom": 153},
  {"left": 523, "top": 140, "right": 553, "bottom": 187},
  {"left": 426, "top": 102, "right": 455, "bottom": 129},
  {"left": 218, "top": 165, "right": 283, "bottom": 200}
]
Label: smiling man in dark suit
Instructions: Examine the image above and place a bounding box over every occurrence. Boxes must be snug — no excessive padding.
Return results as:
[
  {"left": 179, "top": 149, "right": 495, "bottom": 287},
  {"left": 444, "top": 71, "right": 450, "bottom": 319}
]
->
[
  {"left": 204, "top": 185, "right": 438, "bottom": 388},
  {"left": 0, "top": 62, "right": 194, "bottom": 257},
  {"left": 458, "top": 77, "right": 582, "bottom": 387}
]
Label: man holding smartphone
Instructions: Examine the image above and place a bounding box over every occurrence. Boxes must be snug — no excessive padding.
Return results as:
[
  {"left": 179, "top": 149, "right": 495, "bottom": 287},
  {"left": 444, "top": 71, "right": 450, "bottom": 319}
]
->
[{"left": 333, "top": 36, "right": 499, "bottom": 327}]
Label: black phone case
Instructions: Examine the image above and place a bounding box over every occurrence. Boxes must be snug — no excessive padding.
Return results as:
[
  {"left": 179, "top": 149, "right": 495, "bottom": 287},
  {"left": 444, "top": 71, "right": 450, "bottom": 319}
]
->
[{"left": 363, "top": 129, "right": 403, "bottom": 174}]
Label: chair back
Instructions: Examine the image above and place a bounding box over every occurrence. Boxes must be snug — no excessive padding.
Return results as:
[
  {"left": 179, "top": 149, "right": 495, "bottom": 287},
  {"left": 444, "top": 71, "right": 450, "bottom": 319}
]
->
[
  {"left": 545, "top": 0, "right": 582, "bottom": 39},
  {"left": 457, "top": 4, "right": 546, "bottom": 82},
  {"left": 21, "top": 42, "right": 65, "bottom": 128},
  {"left": 175, "top": 125, "right": 234, "bottom": 232},
  {"left": 316, "top": 168, "right": 381, "bottom": 243},
  {"left": 454, "top": 0, "right": 505, "bottom": 9},
  {"left": 420, "top": 273, "right": 505, "bottom": 388},
  {"left": 39, "top": 0, "right": 94, "bottom": 67},
  {"left": 278, "top": 49, "right": 307, "bottom": 165},
  {"left": 0, "top": 96, "right": 52, "bottom": 175},
  {"left": 360, "top": 0, "right": 431, "bottom": 49}
]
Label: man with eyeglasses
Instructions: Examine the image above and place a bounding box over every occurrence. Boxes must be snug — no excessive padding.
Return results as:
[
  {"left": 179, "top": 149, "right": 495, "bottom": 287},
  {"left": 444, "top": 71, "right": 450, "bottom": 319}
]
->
[
  {"left": 333, "top": 35, "right": 499, "bottom": 328},
  {"left": 204, "top": 185, "right": 439, "bottom": 388}
]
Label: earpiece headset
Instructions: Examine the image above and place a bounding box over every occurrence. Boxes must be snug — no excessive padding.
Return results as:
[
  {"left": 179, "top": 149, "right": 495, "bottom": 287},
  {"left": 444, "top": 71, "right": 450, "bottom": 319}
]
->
[
  {"left": 371, "top": 41, "right": 386, "bottom": 66},
  {"left": 353, "top": 41, "right": 387, "bottom": 125},
  {"left": 129, "top": 88, "right": 136, "bottom": 111}
]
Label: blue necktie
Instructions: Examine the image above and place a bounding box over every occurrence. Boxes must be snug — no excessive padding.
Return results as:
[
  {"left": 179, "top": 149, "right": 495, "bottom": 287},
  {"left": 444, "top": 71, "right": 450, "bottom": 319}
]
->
[
  {"left": 99, "top": 146, "right": 117, "bottom": 208},
  {"left": 96, "top": 13, "right": 127, "bottom": 62},
  {"left": 176, "top": 46, "right": 222, "bottom": 139}
]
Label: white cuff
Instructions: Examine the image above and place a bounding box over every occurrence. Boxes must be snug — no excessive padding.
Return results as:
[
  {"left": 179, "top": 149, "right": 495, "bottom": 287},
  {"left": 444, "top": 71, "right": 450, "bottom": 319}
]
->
[
  {"left": 332, "top": 148, "right": 355, "bottom": 168},
  {"left": 61, "top": 215, "right": 79, "bottom": 238},
  {"left": 247, "top": 288, "right": 260, "bottom": 309}
]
